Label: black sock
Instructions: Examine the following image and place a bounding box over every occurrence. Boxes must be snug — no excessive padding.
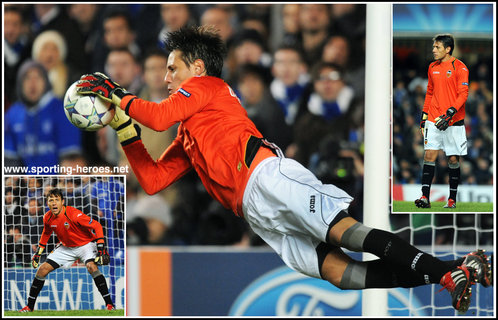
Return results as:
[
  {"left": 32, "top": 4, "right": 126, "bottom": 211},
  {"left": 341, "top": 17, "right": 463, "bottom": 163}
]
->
[
  {"left": 27, "top": 277, "right": 45, "bottom": 310},
  {"left": 362, "top": 229, "right": 451, "bottom": 283},
  {"left": 365, "top": 259, "right": 427, "bottom": 288},
  {"left": 421, "top": 161, "right": 435, "bottom": 198},
  {"left": 448, "top": 165, "right": 460, "bottom": 200},
  {"left": 364, "top": 258, "right": 464, "bottom": 288},
  {"left": 93, "top": 274, "right": 113, "bottom": 306}
]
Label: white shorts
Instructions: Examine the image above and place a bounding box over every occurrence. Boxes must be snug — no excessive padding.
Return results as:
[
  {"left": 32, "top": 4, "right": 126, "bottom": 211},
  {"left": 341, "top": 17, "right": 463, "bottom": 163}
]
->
[
  {"left": 242, "top": 156, "right": 353, "bottom": 279},
  {"left": 47, "top": 242, "right": 97, "bottom": 269},
  {"left": 423, "top": 121, "right": 467, "bottom": 156}
]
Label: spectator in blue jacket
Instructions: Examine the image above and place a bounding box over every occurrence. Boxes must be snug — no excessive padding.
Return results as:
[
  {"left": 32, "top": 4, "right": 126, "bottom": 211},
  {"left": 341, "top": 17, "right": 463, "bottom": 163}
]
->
[{"left": 4, "top": 59, "right": 82, "bottom": 170}]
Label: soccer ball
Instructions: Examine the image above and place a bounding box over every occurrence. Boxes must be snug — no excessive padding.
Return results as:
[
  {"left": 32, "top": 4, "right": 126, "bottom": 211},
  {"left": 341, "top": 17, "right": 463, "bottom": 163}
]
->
[{"left": 63, "top": 81, "right": 115, "bottom": 131}]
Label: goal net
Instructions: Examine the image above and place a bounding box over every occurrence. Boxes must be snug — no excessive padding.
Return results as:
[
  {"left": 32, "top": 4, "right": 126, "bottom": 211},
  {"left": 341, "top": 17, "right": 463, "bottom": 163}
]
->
[
  {"left": 388, "top": 213, "right": 494, "bottom": 316},
  {"left": 3, "top": 175, "right": 126, "bottom": 311}
]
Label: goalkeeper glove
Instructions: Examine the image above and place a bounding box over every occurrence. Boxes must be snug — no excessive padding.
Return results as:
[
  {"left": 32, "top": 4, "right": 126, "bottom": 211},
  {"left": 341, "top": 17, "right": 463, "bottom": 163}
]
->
[
  {"left": 32, "top": 246, "right": 44, "bottom": 268},
  {"left": 435, "top": 107, "right": 457, "bottom": 131},
  {"left": 76, "top": 72, "right": 133, "bottom": 107},
  {"left": 95, "top": 242, "right": 110, "bottom": 265},
  {"left": 109, "top": 107, "right": 142, "bottom": 146},
  {"left": 420, "top": 112, "right": 428, "bottom": 136}
]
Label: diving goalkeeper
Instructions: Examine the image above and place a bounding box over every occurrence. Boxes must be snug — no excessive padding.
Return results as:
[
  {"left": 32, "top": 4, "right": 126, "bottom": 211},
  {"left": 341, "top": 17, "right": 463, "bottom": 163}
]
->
[
  {"left": 77, "top": 26, "right": 492, "bottom": 313},
  {"left": 20, "top": 188, "right": 115, "bottom": 312}
]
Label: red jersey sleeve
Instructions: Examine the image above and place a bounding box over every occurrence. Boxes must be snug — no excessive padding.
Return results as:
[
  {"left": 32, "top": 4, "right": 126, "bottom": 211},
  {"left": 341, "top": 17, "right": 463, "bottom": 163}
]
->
[
  {"left": 121, "top": 76, "right": 218, "bottom": 131},
  {"left": 38, "top": 212, "right": 53, "bottom": 248},
  {"left": 422, "top": 62, "right": 435, "bottom": 114},
  {"left": 122, "top": 130, "right": 192, "bottom": 195},
  {"left": 452, "top": 61, "right": 469, "bottom": 112}
]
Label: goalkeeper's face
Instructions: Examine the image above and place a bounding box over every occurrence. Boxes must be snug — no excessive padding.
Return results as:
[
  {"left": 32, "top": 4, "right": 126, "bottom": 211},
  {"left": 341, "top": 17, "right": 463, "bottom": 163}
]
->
[
  {"left": 432, "top": 41, "right": 450, "bottom": 61},
  {"left": 165, "top": 49, "right": 205, "bottom": 96},
  {"left": 47, "top": 194, "right": 64, "bottom": 216}
]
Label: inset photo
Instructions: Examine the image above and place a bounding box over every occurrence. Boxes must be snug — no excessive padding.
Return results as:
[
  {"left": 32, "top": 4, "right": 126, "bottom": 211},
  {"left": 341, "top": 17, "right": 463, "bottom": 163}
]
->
[
  {"left": 3, "top": 175, "right": 125, "bottom": 316},
  {"left": 391, "top": 3, "right": 494, "bottom": 213}
]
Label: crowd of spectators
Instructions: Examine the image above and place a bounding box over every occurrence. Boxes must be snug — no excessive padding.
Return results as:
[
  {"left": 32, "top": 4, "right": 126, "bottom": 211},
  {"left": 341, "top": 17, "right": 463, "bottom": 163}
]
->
[
  {"left": 4, "top": 4, "right": 367, "bottom": 247},
  {"left": 4, "top": 176, "right": 125, "bottom": 268}
]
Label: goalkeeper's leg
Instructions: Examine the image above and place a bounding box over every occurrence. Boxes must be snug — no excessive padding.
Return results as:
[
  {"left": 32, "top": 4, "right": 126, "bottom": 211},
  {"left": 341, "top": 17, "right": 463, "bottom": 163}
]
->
[
  {"left": 327, "top": 216, "right": 455, "bottom": 283},
  {"left": 447, "top": 156, "right": 460, "bottom": 204},
  {"left": 319, "top": 245, "right": 464, "bottom": 289},
  {"left": 327, "top": 215, "right": 477, "bottom": 312},
  {"left": 23, "top": 261, "right": 56, "bottom": 311},
  {"left": 415, "top": 150, "right": 438, "bottom": 207},
  {"left": 86, "top": 261, "right": 114, "bottom": 308}
]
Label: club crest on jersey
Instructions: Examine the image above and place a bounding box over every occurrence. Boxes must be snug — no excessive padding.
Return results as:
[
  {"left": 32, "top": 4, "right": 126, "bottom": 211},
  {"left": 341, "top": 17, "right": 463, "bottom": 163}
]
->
[
  {"left": 178, "top": 88, "right": 191, "bottom": 97},
  {"left": 64, "top": 222, "right": 70, "bottom": 229},
  {"left": 446, "top": 70, "right": 452, "bottom": 78}
]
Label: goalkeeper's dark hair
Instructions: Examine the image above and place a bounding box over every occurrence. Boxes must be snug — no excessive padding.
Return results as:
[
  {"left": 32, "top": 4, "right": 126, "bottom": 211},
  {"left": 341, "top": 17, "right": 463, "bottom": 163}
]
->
[
  {"left": 163, "top": 25, "right": 227, "bottom": 78},
  {"left": 46, "top": 188, "right": 64, "bottom": 202},
  {"left": 433, "top": 34, "right": 455, "bottom": 55}
]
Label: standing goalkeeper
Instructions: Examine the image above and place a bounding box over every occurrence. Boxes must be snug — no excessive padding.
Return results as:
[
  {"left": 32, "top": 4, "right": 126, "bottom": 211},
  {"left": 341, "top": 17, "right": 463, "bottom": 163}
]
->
[
  {"left": 415, "top": 34, "right": 469, "bottom": 209},
  {"left": 20, "top": 188, "right": 115, "bottom": 312},
  {"left": 77, "top": 26, "right": 491, "bottom": 313}
]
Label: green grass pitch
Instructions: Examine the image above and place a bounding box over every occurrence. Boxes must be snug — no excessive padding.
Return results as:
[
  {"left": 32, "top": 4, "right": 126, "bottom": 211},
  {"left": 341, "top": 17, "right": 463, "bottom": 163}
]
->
[
  {"left": 3, "top": 309, "right": 124, "bottom": 317},
  {"left": 392, "top": 201, "right": 493, "bottom": 213}
]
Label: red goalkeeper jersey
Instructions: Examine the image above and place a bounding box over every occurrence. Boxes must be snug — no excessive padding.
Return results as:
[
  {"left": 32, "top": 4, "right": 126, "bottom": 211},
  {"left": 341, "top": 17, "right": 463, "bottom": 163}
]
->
[
  {"left": 39, "top": 206, "right": 104, "bottom": 248},
  {"left": 120, "top": 76, "right": 269, "bottom": 216},
  {"left": 423, "top": 57, "right": 469, "bottom": 124}
]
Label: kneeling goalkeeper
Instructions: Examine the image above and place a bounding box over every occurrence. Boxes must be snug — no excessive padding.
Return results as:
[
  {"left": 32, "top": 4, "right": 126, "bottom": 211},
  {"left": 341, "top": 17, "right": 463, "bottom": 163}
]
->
[
  {"left": 77, "top": 26, "right": 492, "bottom": 314},
  {"left": 20, "top": 188, "right": 115, "bottom": 312}
]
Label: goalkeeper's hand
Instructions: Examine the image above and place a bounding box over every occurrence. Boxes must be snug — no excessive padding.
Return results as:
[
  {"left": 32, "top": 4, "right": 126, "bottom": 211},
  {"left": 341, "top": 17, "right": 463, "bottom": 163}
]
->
[
  {"left": 95, "top": 242, "right": 110, "bottom": 265},
  {"left": 435, "top": 107, "right": 457, "bottom": 131},
  {"left": 76, "top": 72, "right": 133, "bottom": 107},
  {"left": 109, "top": 107, "right": 142, "bottom": 146},
  {"left": 32, "top": 246, "right": 44, "bottom": 269},
  {"left": 420, "top": 112, "right": 428, "bottom": 136}
]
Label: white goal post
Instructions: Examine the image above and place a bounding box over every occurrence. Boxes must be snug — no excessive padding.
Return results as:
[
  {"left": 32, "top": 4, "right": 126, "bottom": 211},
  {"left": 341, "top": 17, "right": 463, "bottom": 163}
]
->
[{"left": 363, "top": 3, "right": 391, "bottom": 316}]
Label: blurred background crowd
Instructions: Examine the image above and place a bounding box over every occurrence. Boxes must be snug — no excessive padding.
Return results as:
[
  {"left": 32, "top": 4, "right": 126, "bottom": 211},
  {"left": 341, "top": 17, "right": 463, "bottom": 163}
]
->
[
  {"left": 4, "top": 175, "right": 125, "bottom": 268},
  {"left": 4, "top": 3, "right": 367, "bottom": 247}
]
